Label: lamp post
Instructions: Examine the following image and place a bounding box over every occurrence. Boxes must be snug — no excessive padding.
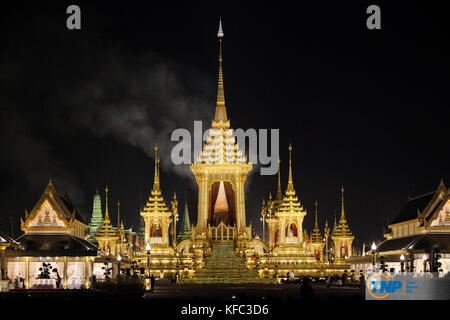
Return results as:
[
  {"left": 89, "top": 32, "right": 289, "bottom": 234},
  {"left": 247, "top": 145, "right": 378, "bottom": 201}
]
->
[
  {"left": 145, "top": 243, "right": 151, "bottom": 291},
  {"left": 400, "top": 254, "right": 405, "bottom": 273},
  {"left": 117, "top": 254, "right": 121, "bottom": 278},
  {"left": 175, "top": 252, "right": 180, "bottom": 283},
  {"left": 371, "top": 242, "right": 377, "bottom": 269}
]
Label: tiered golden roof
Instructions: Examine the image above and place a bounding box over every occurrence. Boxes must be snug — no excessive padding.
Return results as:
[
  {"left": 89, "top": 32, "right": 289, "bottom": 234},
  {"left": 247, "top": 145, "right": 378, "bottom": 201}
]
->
[
  {"left": 141, "top": 145, "right": 172, "bottom": 217},
  {"left": 333, "top": 186, "right": 353, "bottom": 237},
  {"left": 195, "top": 128, "right": 247, "bottom": 164},
  {"left": 275, "top": 144, "right": 306, "bottom": 216},
  {"left": 311, "top": 201, "right": 322, "bottom": 243},
  {"left": 96, "top": 186, "right": 119, "bottom": 239}
]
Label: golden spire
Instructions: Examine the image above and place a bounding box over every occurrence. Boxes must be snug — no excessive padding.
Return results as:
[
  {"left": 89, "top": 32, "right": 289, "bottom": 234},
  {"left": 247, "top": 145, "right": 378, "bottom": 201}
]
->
[
  {"left": 104, "top": 186, "right": 110, "bottom": 222},
  {"left": 117, "top": 200, "right": 120, "bottom": 228},
  {"left": 314, "top": 200, "right": 319, "bottom": 228},
  {"left": 340, "top": 185, "right": 346, "bottom": 221},
  {"left": 286, "top": 144, "right": 295, "bottom": 195},
  {"left": 152, "top": 144, "right": 160, "bottom": 193},
  {"left": 276, "top": 157, "right": 282, "bottom": 201},
  {"left": 212, "top": 18, "right": 229, "bottom": 128},
  {"left": 311, "top": 200, "right": 322, "bottom": 243}
]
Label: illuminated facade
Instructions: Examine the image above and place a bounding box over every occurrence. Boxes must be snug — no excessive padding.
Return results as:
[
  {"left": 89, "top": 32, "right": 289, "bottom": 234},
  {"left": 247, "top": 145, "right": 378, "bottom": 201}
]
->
[
  {"left": 310, "top": 201, "right": 325, "bottom": 261},
  {"left": 349, "top": 180, "right": 450, "bottom": 275},
  {"left": 130, "top": 19, "right": 354, "bottom": 281},
  {"left": 190, "top": 22, "right": 252, "bottom": 237},
  {"left": 140, "top": 145, "right": 176, "bottom": 251},
  {"left": 95, "top": 187, "right": 132, "bottom": 258},
  {"left": 331, "top": 187, "right": 355, "bottom": 261},
  {"left": 6, "top": 180, "right": 97, "bottom": 289}
]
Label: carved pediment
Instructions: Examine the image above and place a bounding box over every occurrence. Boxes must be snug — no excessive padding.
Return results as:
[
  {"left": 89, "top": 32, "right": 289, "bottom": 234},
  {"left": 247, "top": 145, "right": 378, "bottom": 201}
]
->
[
  {"left": 28, "top": 200, "right": 67, "bottom": 229},
  {"left": 429, "top": 198, "right": 450, "bottom": 228},
  {"left": 22, "top": 180, "right": 73, "bottom": 233}
]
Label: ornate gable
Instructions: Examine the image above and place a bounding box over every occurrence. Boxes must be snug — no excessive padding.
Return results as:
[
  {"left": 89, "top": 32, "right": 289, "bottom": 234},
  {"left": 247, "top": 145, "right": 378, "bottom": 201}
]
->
[
  {"left": 21, "top": 180, "right": 74, "bottom": 234},
  {"left": 419, "top": 180, "right": 449, "bottom": 228},
  {"left": 426, "top": 192, "right": 450, "bottom": 230}
]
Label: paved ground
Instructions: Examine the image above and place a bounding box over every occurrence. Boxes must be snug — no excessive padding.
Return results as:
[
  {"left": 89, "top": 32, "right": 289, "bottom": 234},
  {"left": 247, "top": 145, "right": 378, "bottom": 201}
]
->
[
  {"left": 147, "top": 282, "right": 364, "bottom": 300},
  {"left": 1, "top": 284, "right": 424, "bottom": 318}
]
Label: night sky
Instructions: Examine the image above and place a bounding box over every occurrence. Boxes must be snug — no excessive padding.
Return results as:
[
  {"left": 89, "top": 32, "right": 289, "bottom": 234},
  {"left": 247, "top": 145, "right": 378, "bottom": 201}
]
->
[{"left": 0, "top": 2, "right": 448, "bottom": 249}]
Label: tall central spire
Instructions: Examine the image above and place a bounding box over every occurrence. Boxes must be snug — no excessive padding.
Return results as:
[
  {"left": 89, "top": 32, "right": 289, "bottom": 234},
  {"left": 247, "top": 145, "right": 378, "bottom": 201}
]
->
[
  {"left": 104, "top": 186, "right": 110, "bottom": 222},
  {"left": 286, "top": 144, "right": 295, "bottom": 195},
  {"left": 212, "top": 18, "right": 229, "bottom": 128},
  {"left": 117, "top": 200, "right": 121, "bottom": 228},
  {"left": 340, "top": 185, "right": 346, "bottom": 221},
  {"left": 152, "top": 144, "right": 161, "bottom": 194}
]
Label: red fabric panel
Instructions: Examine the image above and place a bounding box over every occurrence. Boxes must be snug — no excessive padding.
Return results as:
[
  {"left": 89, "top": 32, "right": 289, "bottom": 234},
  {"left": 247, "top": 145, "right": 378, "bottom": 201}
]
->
[
  {"left": 224, "top": 182, "right": 235, "bottom": 226},
  {"left": 208, "top": 182, "right": 220, "bottom": 225}
]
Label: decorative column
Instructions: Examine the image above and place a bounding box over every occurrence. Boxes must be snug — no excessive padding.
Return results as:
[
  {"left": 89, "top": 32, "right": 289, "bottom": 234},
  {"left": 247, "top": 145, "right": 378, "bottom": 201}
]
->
[
  {"left": 280, "top": 220, "right": 286, "bottom": 246},
  {"left": 0, "top": 248, "right": 5, "bottom": 280},
  {"left": 235, "top": 174, "right": 247, "bottom": 231},
  {"left": 25, "top": 257, "right": 29, "bottom": 289},
  {"left": 85, "top": 257, "right": 90, "bottom": 289},
  {"left": 297, "top": 217, "right": 303, "bottom": 245},
  {"left": 63, "top": 257, "right": 68, "bottom": 289},
  {"left": 163, "top": 223, "right": 170, "bottom": 246},
  {"left": 196, "top": 175, "right": 208, "bottom": 230}
]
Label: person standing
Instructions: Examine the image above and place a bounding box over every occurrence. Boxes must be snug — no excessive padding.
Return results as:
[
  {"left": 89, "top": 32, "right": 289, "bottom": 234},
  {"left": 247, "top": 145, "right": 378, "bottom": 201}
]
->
[{"left": 150, "top": 274, "right": 155, "bottom": 292}]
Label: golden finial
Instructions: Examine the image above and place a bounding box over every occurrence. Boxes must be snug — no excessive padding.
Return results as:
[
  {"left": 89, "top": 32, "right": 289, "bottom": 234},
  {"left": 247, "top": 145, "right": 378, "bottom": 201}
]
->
[
  {"left": 105, "top": 186, "right": 110, "bottom": 221},
  {"left": 117, "top": 200, "right": 120, "bottom": 228},
  {"left": 341, "top": 185, "right": 346, "bottom": 221},
  {"left": 152, "top": 144, "right": 160, "bottom": 192},
  {"left": 212, "top": 18, "right": 229, "bottom": 128},
  {"left": 286, "top": 143, "right": 295, "bottom": 194}
]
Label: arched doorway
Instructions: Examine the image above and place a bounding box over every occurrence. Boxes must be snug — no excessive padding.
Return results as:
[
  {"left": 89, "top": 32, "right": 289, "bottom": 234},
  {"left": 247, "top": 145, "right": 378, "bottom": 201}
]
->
[
  {"left": 150, "top": 223, "right": 162, "bottom": 237},
  {"left": 208, "top": 181, "right": 235, "bottom": 226}
]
